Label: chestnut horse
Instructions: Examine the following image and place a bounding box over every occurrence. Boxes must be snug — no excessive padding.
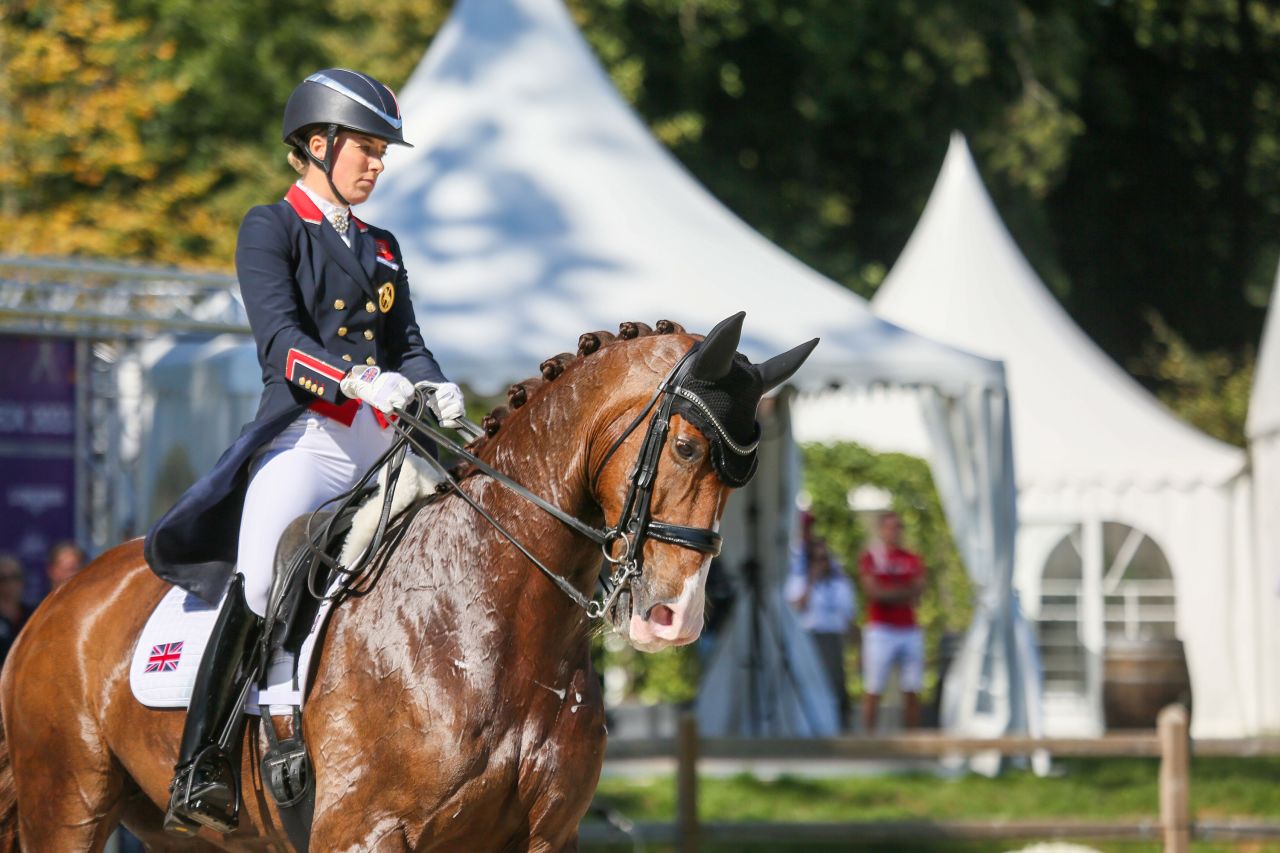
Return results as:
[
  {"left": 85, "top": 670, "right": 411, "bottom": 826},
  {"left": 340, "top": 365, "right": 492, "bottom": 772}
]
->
[{"left": 0, "top": 315, "right": 813, "bottom": 850}]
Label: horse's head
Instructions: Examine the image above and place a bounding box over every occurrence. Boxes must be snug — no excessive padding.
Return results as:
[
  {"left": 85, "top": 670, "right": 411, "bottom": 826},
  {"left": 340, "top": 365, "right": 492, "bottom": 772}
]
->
[{"left": 593, "top": 313, "right": 818, "bottom": 652}]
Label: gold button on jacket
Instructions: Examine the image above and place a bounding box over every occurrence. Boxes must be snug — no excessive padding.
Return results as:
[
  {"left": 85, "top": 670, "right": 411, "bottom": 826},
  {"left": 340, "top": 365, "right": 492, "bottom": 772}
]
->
[
  {"left": 366, "top": 357, "right": 376, "bottom": 366},
  {"left": 363, "top": 329, "right": 374, "bottom": 340},
  {"left": 337, "top": 326, "right": 348, "bottom": 337},
  {"left": 334, "top": 299, "right": 345, "bottom": 310},
  {"left": 365, "top": 301, "right": 376, "bottom": 314}
]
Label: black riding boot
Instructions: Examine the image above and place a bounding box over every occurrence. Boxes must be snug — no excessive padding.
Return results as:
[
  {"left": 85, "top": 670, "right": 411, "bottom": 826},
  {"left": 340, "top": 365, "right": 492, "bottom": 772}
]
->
[{"left": 164, "top": 575, "right": 263, "bottom": 835}]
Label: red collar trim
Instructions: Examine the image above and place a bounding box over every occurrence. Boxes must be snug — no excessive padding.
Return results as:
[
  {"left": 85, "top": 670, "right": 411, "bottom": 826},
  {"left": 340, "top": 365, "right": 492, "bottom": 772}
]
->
[
  {"left": 350, "top": 214, "right": 369, "bottom": 233},
  {"left": 284, "top": 185, "right": 323, "bottom": 224}
]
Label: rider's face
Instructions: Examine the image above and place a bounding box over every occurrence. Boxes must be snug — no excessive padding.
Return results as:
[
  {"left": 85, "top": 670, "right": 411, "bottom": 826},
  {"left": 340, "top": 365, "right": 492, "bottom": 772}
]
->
[{"left": 308, "top": 131, "right": 388, "bottom": 206}]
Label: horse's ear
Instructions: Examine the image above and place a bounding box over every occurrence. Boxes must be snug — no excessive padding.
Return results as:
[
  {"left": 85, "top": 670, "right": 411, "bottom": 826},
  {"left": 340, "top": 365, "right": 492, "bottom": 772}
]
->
[
  {"left": 759, "top": 338, "right": 819, "bottom": 392},
  {"left": 691, "top": 312, "right": 745, "bottom": 381}
]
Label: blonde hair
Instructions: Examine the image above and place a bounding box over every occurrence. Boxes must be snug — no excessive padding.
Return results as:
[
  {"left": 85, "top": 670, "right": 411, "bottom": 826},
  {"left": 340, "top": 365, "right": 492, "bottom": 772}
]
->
[{"left": 287, "top": 148, "right": 309, "bottom": 175}]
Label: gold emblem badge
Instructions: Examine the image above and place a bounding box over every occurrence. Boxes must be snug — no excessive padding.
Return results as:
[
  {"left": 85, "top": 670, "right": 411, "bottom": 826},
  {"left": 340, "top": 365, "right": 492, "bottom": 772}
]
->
[{"left": 378, "top": 282, "right": 395, "bottom": 313}]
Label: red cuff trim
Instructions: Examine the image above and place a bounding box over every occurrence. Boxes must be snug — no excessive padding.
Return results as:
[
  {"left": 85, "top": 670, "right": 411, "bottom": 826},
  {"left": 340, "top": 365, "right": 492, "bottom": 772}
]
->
[{"left": 286, "top": 348, "right": 346, "bottom": 383}]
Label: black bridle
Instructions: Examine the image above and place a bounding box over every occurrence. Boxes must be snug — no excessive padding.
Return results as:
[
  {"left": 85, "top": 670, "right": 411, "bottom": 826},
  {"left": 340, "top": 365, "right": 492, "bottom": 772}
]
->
[{"left": 377, "top": 346, "right": 727, "bottom": 619}]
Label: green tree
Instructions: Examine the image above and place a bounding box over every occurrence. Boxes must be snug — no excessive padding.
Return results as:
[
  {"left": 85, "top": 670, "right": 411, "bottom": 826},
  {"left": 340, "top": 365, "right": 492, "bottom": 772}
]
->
[
  {"left": 1043, "top": 0, "right": 1280, "bottom": 364},
  {"left": 1135, "top": 311, "right": 1255, "bottom": 447},
  {"left": 1, "top": 0, "right": 184, "bottom": 258},
  {"left": 575, "top": 0, "right": 1087, "bottom": 297},
  {"left": 1, "top": 0, "right": 450, "bottom": 266}
]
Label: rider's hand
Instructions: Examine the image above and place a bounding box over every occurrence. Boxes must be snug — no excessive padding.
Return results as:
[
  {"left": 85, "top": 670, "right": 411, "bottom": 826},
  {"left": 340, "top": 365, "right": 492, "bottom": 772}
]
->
[
  {"left": 340, "top": 366, "right": 415, "bottom": 414},
  {"left": 416, "top": 380, "right": 466, "bottom": 425}
]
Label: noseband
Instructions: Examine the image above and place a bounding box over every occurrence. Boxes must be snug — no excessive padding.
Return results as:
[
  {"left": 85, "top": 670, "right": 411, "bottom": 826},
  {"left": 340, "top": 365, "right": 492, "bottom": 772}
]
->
[{"left": 388, "top": 346, "right": 729, "bottom": 620}]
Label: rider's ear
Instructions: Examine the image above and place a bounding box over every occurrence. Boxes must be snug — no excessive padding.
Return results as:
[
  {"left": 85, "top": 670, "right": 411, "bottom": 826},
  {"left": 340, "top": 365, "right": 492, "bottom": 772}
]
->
[
  {"left": 759, "top": 338, "right": 819, "bottom": 393},
  {"left": 691, "top": 312, "right": 745, "bottom": 381}
]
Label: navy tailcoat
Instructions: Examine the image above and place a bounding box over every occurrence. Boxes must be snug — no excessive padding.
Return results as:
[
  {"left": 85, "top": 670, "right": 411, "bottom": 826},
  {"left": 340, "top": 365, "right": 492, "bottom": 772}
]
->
[{"left": 144, "top": 185, "right": 447, "bottom": 604}]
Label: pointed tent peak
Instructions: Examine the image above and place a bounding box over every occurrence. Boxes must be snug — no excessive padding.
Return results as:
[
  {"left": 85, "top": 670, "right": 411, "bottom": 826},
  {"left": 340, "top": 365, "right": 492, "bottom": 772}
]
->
[
  {"left": 944, "top": 131, "right": 977, "bottom": 171},
  {"left": 1248, "top": 261, "right": 1280, "bottom": 439},
  {"left": 874, "top": 130, "right": 1024, "bottom": 318},
  {"left": 873, "top": 132, "right": 1244, "bottom": 488}
]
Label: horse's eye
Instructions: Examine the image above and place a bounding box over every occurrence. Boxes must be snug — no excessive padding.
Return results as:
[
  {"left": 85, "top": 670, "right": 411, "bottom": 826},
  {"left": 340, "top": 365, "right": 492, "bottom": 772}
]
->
[{"left": 673, "top": 436, "right": 703, "bottom": 463}]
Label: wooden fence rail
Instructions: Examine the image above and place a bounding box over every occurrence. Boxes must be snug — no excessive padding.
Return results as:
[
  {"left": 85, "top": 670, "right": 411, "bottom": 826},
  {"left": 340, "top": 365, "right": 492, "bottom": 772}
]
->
[{"left": 582, "top": 704, "right": 1280, "bottom": 852}]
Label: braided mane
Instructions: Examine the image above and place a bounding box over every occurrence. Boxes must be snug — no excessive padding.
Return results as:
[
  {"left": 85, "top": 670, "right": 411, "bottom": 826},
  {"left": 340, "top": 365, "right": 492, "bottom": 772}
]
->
[{"left": 459, "top": 319, "right": 687, "bottom": 461}]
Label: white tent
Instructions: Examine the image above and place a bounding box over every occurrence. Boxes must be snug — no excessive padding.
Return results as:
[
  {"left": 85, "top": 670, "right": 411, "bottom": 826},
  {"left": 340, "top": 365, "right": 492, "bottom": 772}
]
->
[
  {"left": 800, "top": 134, "right": 1258, "bottom": 736},
  {"left": 1247, "top": 265, "right": 1280, "bottom": 733},
  {"left": 355, "top": 0, "right": 1032, "bottom": 738},
  {"left": 137, "top": 336, "right": 262, "bottom": 525}
]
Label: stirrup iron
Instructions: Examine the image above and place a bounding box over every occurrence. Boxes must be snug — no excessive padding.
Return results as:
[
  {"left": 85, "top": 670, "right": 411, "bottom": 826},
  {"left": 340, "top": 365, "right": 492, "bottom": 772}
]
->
[{"left": 165, "top": 744, "right": 241, "bottom": 834}]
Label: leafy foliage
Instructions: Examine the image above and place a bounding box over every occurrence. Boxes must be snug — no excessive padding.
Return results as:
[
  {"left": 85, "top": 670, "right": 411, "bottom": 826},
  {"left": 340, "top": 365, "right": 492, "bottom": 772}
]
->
[{"left": 1134, "top": 311, "right": 1255, "bottom": 447}]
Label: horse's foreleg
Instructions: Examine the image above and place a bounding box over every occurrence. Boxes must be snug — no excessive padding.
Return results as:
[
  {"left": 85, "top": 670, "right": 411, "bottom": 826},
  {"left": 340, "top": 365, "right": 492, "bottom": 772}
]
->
[{"left": 7, "top": 722, "right": 126, "bottom": 852}]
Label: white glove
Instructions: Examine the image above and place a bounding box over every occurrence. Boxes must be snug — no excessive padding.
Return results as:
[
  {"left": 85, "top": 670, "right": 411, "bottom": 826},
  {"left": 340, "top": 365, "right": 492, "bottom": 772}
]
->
[
  {"left": 416, "top": 380, "right": 466, "bottom": 425},
  {"left": 340, "top": 366, "right": 415, "bottom": 414}
]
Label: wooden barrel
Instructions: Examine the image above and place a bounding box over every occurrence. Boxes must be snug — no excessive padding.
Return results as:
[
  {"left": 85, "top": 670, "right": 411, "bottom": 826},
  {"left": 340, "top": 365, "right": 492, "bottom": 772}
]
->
[{"left": 1103, "top": 637, "right": 1192, "bottom": 729}]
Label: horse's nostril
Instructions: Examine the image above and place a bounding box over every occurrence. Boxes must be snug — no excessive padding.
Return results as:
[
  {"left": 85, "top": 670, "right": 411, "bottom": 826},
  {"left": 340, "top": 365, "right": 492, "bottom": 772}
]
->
[{"left": 648, "top": 604, "right": 675, "bottom": 627}]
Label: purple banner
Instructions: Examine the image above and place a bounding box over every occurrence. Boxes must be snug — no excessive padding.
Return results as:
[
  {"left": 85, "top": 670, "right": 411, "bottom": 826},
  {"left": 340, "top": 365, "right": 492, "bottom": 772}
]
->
[{"left": 0, "top": 336, "right": 77, "bottom": 606}]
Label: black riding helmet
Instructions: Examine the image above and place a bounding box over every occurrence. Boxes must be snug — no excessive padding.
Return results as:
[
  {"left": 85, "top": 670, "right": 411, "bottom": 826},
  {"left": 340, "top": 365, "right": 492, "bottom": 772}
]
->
[{"left": 282, "top": 69, "right": 412, "bottom": 205}]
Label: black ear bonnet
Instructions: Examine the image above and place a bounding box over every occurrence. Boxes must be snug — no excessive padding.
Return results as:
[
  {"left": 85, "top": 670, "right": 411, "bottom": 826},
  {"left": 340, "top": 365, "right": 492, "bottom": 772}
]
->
[
  {"left": 669, "top": 313, "right": 819, "bottom": 488},
  {"left": 672, "top": 351, "right": 765, "bottom": 487}
]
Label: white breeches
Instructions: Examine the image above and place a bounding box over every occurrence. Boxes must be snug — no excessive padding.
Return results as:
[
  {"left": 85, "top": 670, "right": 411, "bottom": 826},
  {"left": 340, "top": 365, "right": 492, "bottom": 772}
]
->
[{"left": 237, "top": 406, "right": 396, "bottom": 616}]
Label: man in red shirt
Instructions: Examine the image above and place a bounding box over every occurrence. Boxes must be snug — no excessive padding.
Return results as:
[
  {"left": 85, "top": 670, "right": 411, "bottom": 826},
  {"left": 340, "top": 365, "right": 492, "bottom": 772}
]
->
[{"left": 858, "top": 511, "right": 926, "bottom": 731}]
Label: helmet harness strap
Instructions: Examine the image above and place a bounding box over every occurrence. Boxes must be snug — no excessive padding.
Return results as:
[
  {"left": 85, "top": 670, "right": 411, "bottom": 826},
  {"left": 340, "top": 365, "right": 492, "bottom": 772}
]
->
[{"left": 298, "top": 123, "right": 352, "bottom": 208}]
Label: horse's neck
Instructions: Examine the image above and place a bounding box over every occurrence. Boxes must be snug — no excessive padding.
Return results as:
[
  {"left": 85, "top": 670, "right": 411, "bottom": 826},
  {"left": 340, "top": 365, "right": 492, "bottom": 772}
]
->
[
  {"left": 461, "top": 375, "right": 605, "bottom": 649},
  {"left": 351, "top": 372, "right": 607, "bottom": 674}
]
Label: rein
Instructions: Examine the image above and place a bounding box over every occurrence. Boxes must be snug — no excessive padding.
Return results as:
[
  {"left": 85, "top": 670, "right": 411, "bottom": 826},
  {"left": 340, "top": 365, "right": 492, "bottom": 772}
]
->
[{"left": 303, "top": 345, "right": 725, "bottom": 620}]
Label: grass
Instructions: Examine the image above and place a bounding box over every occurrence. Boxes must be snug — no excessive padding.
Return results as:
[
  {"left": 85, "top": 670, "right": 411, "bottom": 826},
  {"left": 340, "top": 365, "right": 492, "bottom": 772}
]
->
[{"left": 583, "top": 757, "right": 1280, "bottom": 852}]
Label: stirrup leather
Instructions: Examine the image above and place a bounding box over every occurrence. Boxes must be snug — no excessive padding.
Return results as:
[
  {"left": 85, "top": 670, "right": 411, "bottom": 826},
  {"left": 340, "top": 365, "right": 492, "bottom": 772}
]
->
[{"left": 165, "top": 744, "right": 241, "bottom": 834}]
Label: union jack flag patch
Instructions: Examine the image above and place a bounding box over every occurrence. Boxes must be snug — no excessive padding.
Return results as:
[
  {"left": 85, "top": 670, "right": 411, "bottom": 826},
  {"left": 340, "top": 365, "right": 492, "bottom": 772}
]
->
[{"left": 144, "top": 642, "right": 183, "bottom": 673}]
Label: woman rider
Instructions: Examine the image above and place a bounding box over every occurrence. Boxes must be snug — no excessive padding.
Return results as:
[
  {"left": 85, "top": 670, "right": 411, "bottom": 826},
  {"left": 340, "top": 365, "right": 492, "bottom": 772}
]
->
[{"left": 143, "top": 69, "right": 465, "bottom": 833}]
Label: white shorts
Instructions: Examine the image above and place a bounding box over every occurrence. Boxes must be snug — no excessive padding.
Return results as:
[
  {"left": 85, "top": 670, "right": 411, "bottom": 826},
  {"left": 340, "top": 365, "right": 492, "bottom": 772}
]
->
[
  {"left": 862, "top": 623, "right": 924, "bottom": 695},
  {"left": 237, "top": 405, "right": 396, "bottom": 615}
]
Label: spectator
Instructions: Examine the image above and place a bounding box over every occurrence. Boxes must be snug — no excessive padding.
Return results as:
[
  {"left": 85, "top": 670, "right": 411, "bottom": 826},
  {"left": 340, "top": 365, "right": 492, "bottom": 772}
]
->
[
  {"left": 45, "top": 541, "right": 87, "bottom": 592},
  {"left": 786, "top": 536, "right": 857, "bottom": 730},
  {"left": 0, "top": 554, "right": 29, "bottom": 666},
  {"left": 858, "top": 511, "right": 926, "bottom": 731}
]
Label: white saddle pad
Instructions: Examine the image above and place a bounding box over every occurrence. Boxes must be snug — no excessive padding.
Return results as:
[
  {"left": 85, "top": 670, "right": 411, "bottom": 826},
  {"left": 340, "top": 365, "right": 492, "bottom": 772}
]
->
[
  {"left": 129, "top": 587, "right": 221, "bottom": 708},
  {"left": 130, "top": 585, "right": 338, "bottom": 715},
  {"left": 131, "top": 454, "right": 443, "bottom": 713}
]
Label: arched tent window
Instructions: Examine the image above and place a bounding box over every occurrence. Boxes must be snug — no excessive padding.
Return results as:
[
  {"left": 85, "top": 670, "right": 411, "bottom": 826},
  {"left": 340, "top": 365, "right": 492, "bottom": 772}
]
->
[
  {"left": 1039, "top": 527, "right": 1087, "bottom": 696},
  {"left": 1098, "top": 522, "right": 1177, "bottom": 641},
  {"left": 1032, "top": 520, "right": 1177, "bottom": 733}
]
